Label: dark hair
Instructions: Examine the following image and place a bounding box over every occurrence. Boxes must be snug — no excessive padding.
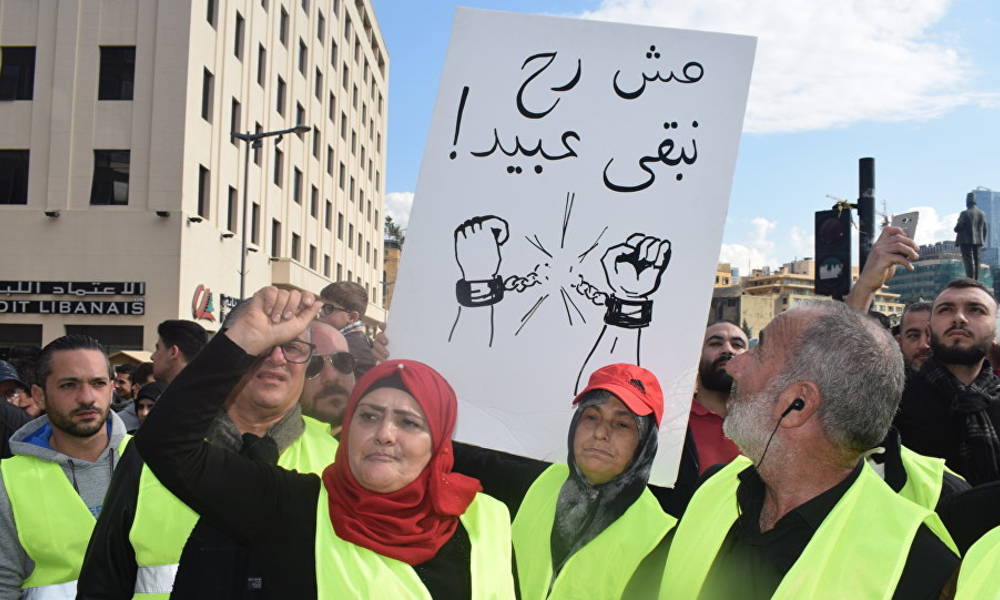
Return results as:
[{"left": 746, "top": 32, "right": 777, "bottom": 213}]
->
[
  {"left": 35, "top": 335, "right": 112, "bottom": 388},
  {"left": 115, "top": 363, "right": 136, "bottom": 376},
  {"left": 867, "top": 311, "right": 891, "bottom": 330},
  {"left": 7, "top": 346, "right": 41, "bottom": 389},
  {"left": 132, "top": 361, "right": 155, "bottom": 386},
  {"left": 903, "top": 301, "right": 932, "bottom": 316},
  {"left": 706, "top": 319, "right": 750, "bottom": 339},
  {"left": 320, "top": 281, "right": 368, "bottom": 315},
  {"left": 156, "top": 320, "right": 208, "bottom": 362},
  {"left": 940, "top": 278, "right": 995, "bottom": 302}
]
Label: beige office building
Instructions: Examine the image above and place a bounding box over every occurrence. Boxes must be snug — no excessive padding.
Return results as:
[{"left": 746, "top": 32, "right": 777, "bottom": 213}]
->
[{"left": 0, "top": 0, "right": 388, "bottom": 351}]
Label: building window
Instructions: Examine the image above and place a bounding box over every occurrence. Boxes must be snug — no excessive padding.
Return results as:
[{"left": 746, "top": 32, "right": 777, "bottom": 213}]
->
[
  {"left": 366, "top": 199, "right": 371, "bottom": 222},
  {"left": 326, "top": 145, "right": 334, "bottom": 175},
  {"left": 347, "top": 269, "right": 352, "bottom": 282},
  {"left": 271, "top": 219, "right": 282, "bottom": 258},
  {"left": 310, "top": 185, "right": 318, "bottom": 217},
  {"left": 352, "top": 84, "right": 358, "bottom": 108},
  {"left": 234, "top": 12, "right": 245, "bottom": 59},
  {"left": 342, "top": 63, "right": 349, "bottom": 90},
  {"left": 315, "top": 68, "right": 323, "bottom": 100},
  {"left": 324, "top": 200, "right": 332, "bottom": 229},
  {"left": 349, "top": 176, "right": 355, "bottom": 201},
  {"left": 338, "top": 162, "right": 345, "bottom": 189},
  {"left": 328, "top": 91, "right": 336, "bottom": 121},
  {"left": 254, "top": 122, "right": 263, "bottom": 165},
  {"left": 354, "top": 38, "right": 360, "bottom": 63},
  {"left": 309, "top": 244, "right": 317, "bottom": 269},
  {"left": 313, "top": 126, "right": 321, "bottom": 158},
  {"left": 0, "top": 47, "right": 35, "bottom": 100},
  {"left": 292, "top": 233, "right": 301, "bottom": 260},
  {"left": 298, "top": 39, "right": 308, "bottom": 75},
  {"left": 366, "top": 240, "right": 371, "bottom": 263},
  {"left": 336, "top": 263, "right": 342, "bottom": 281},
  {"left": 293, "top": 167, "right": 302, "bottom": 204},
  {"left": 273, "top": 148, "right": 283, "bottom": 186},
  {"left": 301, "top": 0, "right": 309, "bottom": 11},
  {"left": 337, "top": 212, "right": 344, "bottom": 239},
  {"left": 90, "top": 150, "right": 130, "bottom": 205},
  {"left": 348, "top": 223, "right": 354, "bottom": 248},
  {"left": 201, "top": 68, "right": 214, "bottom": 122},
  {"left": 230, "top": 98, "right": 241, "bottom": 145},
  {"left": 251, "top": 202, "right": 260, "bottom": 244},
  {"left": 357, "top": 233, "right": 362, "bottom": 256},
  {"left": 350, "top": 130, "right": 356, "bottom": 155},
  {"left": 340, "top": 112, "right": 347, "bottom": 139},
  {"left": 317, "top": 11, "right": 325, "bottom": 40},
  {"left": 323, "top": 254, "right": 330, "bottom": 276},
  {"left": 197, "top": 165, "right": 210, "bottom": 217},
  {"left": 295, "top": 103, "right": 305, "bottom": 132},
  {"left": 257, "top": 44, "right": 267, "bottom": 86},
  {"left": 227, "top": 186, "right": 238, "bottom": 232},
  {"left": 0, "top": 150, "right": 29, "bottom": 205},
  {"left": 345, "top": 14, "right": 352, "bottom": 40},
  {"left": 280, "top": 7, "right": 289, "bottom": 46},
  {"left": 206, "top": 0, "right": 218, "bottom": 27},
  {"left": 276, "top": 75, "right": 286, "bottom": 115},
  {"left": 97, "top": 46, "right": 134, "bottom": 101},
  {"left": 261, "top": 0, "right": 268, "bottom": 10},
  {"left": 373, "top": 248, "right": 378, "bottom": 266},
  {"left": 330, "top": 40, "right": 338, "bottom": 66}
]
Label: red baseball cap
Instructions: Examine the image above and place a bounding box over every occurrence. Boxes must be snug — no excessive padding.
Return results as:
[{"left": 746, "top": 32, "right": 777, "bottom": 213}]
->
[{"left": 573, "top": 363, "right": 664, "bottom": 426}]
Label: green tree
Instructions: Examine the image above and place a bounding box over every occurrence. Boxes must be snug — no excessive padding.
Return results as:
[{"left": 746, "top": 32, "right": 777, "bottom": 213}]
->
[{"left": 384, "top": 215, "right": 405, "bottom": 247}]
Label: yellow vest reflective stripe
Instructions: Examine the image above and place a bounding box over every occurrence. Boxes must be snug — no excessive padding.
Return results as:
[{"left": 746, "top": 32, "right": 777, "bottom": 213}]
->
[
  {"left": 897, "top": 445, "right": 949, "bottom": 510},
  {"left": 129, "top": 416, "right": 338, "bottom": 599},
  {"left": 314, "top": 485, "right": 516, "bottom": 600},
  {"left": 661, "top": 456, "right": 958, "bottom": 600},
  {"left": 0, "top": 435, "right": 130, "bottom": 596},
  {"left": 955, "top": 525, "right": 1000, "bottom": 599},
  {"left": 512, "top": 464, "right": 675, "bottom": 600}
]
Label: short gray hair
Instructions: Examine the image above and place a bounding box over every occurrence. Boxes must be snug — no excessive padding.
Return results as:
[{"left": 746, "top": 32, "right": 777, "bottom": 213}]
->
[{"left": 774, "top": 301, "right": 904, "bottom": 455}]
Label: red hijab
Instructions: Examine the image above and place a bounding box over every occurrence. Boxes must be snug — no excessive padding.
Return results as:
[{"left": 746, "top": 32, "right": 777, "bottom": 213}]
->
[{"left": 321, "top": 359, "right": 482, "bottom": 565}]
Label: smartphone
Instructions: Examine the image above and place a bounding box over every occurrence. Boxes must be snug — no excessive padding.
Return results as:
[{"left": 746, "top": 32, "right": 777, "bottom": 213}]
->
[{"left": 890, "top": 211, "right": 919, "bottom": 240}]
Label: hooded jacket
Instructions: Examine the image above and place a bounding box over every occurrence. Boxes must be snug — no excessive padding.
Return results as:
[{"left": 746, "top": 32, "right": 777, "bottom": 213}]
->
[{"left": 0, "top": 411, "right": 128, "bottom": 596}]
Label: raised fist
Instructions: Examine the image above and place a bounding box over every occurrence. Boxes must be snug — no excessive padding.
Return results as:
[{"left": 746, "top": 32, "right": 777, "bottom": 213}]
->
[
  {"left": 601, "top": 234, "right": 671, "bottom": 300},
  {"left": 454, "top": 216, "right": 510, "bottom": 281}
]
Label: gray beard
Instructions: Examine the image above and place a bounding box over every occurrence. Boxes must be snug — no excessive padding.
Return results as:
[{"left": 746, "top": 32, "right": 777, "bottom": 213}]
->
[{"left": 722, "top": 389, "right": 773, "bottom": 463}]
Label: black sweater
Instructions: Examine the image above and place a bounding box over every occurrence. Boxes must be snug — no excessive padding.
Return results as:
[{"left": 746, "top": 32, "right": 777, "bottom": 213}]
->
[{"left": 135, "top": 333, "right": 472, "bottom": 599}]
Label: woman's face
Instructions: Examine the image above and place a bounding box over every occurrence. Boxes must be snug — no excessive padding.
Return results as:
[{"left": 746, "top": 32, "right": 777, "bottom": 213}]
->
[
  {"left": 347, "top": 387, "right": 434, "bottom": 493},
  {"left": 572, "top": 396, "right": 640, "bottom": 485}
]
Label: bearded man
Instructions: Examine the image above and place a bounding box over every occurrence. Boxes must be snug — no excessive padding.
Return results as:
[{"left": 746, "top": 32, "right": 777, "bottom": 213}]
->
[{"left": 895, "top": 277, "right": 1000, "bottom": 485}]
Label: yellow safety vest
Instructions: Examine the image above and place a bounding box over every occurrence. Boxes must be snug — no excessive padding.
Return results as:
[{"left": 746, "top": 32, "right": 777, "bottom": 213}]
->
[
  {"left": 661, "top": 456, "right": 958, "bottom": 600},
  {"left": 512, "top": 464, "right": 675, "bottom": 600},
  {"left": 897, "top": 444, "right": 952, "bottom": 510},
  {"left": 314, "top": 486, "right": 516, "bottom": 599},
  {"left": 129, "top": 416, "right": 338, "bottom": 599},
  {"left": 0, "top": 435, "right": 130, "bottom": 599},
  {"left": 955, "top": 525, "right": 1000, "bottom": 599}
]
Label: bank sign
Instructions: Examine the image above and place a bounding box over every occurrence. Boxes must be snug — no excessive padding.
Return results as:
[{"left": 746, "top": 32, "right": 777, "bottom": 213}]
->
[{"left": 0, "top": 281, "right": 145, "bottom": 315}]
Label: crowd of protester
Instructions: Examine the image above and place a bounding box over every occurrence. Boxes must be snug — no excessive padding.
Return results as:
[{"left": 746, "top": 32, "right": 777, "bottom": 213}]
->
[{"left": 1, "top": 238, "right": 999, "bottom": 598}]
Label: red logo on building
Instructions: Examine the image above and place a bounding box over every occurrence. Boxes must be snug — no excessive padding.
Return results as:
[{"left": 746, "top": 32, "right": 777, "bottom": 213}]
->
[{"left": 191, "top": 284, "right": 216, "bottom": 321}]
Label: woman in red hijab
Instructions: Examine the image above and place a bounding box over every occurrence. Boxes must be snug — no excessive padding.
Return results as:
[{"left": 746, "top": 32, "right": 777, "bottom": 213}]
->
[{"left": 137, "top": 287, "right": 516, "bottom": 599}]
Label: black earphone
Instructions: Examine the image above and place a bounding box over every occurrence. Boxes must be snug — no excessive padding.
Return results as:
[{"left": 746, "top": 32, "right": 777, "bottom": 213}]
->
[{"left": 780, "top": 398, "right": 806, "bottom": 418}]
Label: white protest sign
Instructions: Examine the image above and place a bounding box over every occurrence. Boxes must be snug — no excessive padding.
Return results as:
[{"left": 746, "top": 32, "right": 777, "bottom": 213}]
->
[{"left": 390, "top": 8, "right": 755, "bottom": 486}]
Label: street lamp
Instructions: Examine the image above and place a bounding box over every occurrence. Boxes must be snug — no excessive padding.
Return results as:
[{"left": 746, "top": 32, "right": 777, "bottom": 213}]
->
[{"left": 232, "top": 124, "right": 312, "bottom": 300}]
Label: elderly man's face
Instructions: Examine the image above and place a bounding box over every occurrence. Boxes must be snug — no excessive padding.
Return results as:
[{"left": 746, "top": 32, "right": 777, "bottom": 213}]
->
[
  {"left": 300, "top": 321, "right": 355, "bottom": 427},
  {"left": 723, "top": 310, "right": 808, "bottom": 462}
]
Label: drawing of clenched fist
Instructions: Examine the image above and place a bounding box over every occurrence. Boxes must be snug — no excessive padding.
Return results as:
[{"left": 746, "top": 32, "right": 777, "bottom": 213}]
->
[
  {"left": 601, "top": 234, "right": 671, "bottom": 300},
  {"left": 454, "top": 215, "right": 509, "bottom": 281}
]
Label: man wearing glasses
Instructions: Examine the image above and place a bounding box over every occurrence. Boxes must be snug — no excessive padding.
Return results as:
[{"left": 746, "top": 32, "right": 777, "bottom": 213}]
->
[
  {"left": 318, "top": 281, "right": 378, "bottom": 378},
  {"left": 78, "top": 311, "right": 343, "bottom": 599},
  {"left": 300, "top": 320, "right": 356, "bottom": 438}
]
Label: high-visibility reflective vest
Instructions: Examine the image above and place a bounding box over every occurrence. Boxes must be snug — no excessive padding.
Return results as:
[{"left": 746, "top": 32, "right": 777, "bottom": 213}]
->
[
  {"left": 955, "top": 525, "right": 1000, "bottom": 599},
  {"left": 512, "top": 464, "right": 675, "bottom": 600},
  {"left": 0, "top": 436, "right": 130, "bottom": 600},
  {"left": 660, "top": 456, "right": 958, "bottom": 599},
  {"left": 314, "top": 486, "right": 516, "bottom": 599},
  {"left": 130, "top": 416, "right": 338, "bottom": 599},
  {"left": 897, "top": 444, "right": 952, "bottom": 510}
]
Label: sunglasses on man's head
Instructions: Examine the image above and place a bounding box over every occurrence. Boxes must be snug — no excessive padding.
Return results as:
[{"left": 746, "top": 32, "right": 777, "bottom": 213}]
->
[
  {"left": 306, "top": 351, "right": 356, "bottom": 379},
  {"left": 320, "top": 303, "right": 348, "bottom": 317}
]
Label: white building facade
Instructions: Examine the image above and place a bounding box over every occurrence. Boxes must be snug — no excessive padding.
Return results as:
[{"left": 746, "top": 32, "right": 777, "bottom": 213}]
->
[{"left": 0, "top": 0, "right": 388, "bottom": 351}]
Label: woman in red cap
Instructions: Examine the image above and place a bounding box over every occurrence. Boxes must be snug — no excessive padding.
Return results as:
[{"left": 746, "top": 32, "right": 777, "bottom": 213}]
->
[
  {"left": 136, "top": 287, "right": 515, "bottom": 599},
  {"left": 453, "top": 363, "right": 678, "bottom": 599}
]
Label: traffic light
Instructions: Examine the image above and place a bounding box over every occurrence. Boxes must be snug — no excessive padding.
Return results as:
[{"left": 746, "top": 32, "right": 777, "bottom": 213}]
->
[{"left": 815, "top": 209, "right": 852, "bottom": 298}]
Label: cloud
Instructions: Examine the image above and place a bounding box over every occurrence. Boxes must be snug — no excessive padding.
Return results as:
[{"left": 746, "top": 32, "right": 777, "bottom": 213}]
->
[
  {"left": 719, "top": 217, "right": 779, "bottom": 271},
  {"left": 577, "top": 0, "right": 993, "bottom": 133},
  {"left": 384, "top": 192, "right": 414, "bottom": 229},
  {"left": 789, "top": 225, "right": 814, "bottom": 258},
  {"left": 902, "top": 205, "right": 961, "bottom": 246}
]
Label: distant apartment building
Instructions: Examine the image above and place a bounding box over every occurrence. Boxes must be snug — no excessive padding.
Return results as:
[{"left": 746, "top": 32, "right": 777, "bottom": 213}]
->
[
  {"left": 971, "top": 186, "right": 1000, "bottom": 265},
  {"left": 888, "top": 242, "right": 994, "bottom": 305},
  {"left": 0, "top": 0, "right": 388, "bottom": 351}
]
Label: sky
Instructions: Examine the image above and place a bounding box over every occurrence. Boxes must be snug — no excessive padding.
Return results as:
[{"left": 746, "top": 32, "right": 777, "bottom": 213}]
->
[{"left": 371, "top": 0, "right": 1000, "bottom": 272}]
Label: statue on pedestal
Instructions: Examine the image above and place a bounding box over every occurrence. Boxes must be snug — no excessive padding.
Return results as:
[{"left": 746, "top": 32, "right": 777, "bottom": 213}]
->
[{"left": 955, "top": 192, "right": 988, "bottom": 280}]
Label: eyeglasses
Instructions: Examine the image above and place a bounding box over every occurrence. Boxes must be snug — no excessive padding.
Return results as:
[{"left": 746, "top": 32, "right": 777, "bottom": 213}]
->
[
  {"left": 306, "top": 351, "right": 356, "bottom": 379},
  {"left": 320, "top": 303, "right": 348, "bottom": 317},
  {"left": 262, "top": 339, "right": 315, "bottom": 364}
]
